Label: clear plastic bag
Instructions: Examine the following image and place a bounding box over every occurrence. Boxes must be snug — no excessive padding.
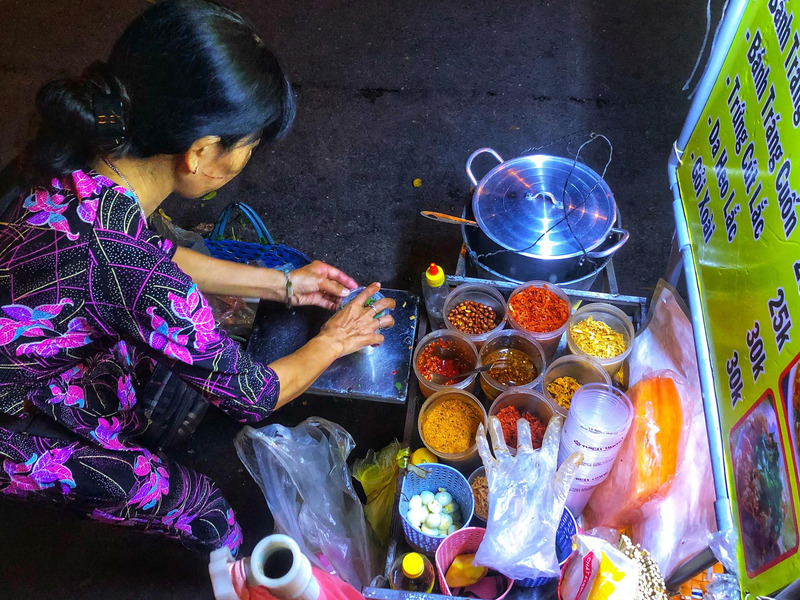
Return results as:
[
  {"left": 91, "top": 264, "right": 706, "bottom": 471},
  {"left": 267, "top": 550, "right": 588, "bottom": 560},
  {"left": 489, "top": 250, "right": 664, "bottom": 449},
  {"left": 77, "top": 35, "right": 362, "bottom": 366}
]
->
[
  {"left": 585, "top": 281, "right": 716, "bottom": 580},
  {"left": 206, "top": 294, "right": 256, "bottom": 339},
  {"left": 474, "top": 415, "right": 581, "bottom": 581},
  {"left": 703, "top": 574, "right": 741, "bottom": 600},
  {"left": 235, "top": 418, "right": 379, "bottom": 590},
  {"left": 353, "top": 440, "right": 403, "bottom": 546},
  {"left": 585, "top": 371, "right": 690, "bottom": 528}
]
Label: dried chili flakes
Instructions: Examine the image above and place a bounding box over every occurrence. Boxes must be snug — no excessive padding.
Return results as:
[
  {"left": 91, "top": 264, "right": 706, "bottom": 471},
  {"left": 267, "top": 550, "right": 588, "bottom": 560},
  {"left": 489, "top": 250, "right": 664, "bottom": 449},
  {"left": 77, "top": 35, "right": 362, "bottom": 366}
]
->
[
  {"left": 496, "top": 405, "right": 545, "bottom": 449},
  {"left": 508, "top": 286, "right": 569, "bottom": 333},
  {"left": 417, "top": 339, "right": 472, "bottom": 384}
]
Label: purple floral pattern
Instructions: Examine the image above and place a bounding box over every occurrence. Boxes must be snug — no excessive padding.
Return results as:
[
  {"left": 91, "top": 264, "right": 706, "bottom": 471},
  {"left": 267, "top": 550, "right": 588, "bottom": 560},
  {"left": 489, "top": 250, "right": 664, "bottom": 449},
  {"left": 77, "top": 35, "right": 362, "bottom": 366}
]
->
[
  {"left": 0, "top": 168, "right": 277, "bottom": 554},
  {"left": 168, "top": 284, "right": 220, "bottom": 352},
  {"left": 2, "top": 443, "right": 78, "bottom": 496}
]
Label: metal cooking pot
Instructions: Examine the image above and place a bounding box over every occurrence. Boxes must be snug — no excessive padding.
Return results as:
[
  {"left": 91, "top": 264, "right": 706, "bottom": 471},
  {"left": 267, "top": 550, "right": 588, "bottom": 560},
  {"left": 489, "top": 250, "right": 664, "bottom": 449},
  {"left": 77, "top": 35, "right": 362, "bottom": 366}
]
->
[{"left": 462, "top": 148, "right": 629, "bottom": 285}]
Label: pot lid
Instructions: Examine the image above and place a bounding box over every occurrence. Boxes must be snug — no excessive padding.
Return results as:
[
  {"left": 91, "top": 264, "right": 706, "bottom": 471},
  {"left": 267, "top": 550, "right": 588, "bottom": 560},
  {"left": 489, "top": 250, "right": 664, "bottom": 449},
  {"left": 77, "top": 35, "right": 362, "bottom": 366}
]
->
[{"left": 473, "top": 154, "right": 617, "bottom": 258}]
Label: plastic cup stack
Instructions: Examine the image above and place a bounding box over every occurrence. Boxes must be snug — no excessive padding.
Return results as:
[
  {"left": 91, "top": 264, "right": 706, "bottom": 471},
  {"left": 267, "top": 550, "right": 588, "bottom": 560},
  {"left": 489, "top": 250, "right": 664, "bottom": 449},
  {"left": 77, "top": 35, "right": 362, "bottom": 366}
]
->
[{"left": 557, "top": 383, "right": 633, "bottom": 514}]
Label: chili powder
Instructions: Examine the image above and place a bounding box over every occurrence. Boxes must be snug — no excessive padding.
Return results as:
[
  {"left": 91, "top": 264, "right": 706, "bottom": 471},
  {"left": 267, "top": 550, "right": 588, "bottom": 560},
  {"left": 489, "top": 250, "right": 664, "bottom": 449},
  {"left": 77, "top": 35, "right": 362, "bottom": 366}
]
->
[{"left": 496, "top": 405, "right": 545, "bottom": 449}]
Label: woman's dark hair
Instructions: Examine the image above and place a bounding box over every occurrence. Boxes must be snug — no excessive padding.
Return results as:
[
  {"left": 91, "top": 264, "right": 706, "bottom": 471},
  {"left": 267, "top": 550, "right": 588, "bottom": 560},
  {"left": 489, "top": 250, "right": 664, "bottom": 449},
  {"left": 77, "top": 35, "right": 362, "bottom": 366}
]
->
[{"left": 21, "top": 0, "right": 294, "bottom": 183}]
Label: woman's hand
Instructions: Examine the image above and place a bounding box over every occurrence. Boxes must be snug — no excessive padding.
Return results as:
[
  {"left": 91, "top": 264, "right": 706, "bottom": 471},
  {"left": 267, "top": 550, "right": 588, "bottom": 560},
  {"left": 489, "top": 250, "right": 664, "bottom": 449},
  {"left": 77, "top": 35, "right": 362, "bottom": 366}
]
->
[
  {"left": 317, "top": 283, "right": 396, "bottom": 357},
  {"left": 289, "top": 260, "right": 359, "bottom": 309}
]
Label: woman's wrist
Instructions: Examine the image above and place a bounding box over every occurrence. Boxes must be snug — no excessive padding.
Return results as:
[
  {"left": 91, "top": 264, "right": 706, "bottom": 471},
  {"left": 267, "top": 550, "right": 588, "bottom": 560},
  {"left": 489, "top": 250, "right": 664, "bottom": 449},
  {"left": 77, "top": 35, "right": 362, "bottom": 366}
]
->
[
  {"left": 257, "top": 268, "right": 290, "bottom": 302},
  {"left": 313, "top": 329, "right": 346, "bottom": 359}
]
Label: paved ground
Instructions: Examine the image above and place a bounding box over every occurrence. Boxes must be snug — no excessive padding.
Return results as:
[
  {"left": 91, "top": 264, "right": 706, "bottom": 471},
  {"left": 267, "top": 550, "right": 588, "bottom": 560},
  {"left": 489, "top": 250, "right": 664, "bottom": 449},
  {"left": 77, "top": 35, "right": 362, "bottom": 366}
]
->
[{"left": 0, "top": 0, "right": 712, "bottom": 598}]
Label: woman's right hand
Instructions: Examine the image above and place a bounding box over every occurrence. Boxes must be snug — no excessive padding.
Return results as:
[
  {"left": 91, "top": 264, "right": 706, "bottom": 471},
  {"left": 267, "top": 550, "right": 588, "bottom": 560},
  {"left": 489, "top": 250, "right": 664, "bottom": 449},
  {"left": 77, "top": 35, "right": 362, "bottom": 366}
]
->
[{"left": 317, "top": 282, "right": 396, "bottom": 357}]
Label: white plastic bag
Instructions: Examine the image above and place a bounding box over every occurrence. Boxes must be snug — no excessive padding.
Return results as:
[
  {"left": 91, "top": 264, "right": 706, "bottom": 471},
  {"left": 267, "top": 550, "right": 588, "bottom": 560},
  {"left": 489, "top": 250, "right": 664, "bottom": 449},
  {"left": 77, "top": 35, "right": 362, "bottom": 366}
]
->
[
  {"left": 474, "top": 415, "right": 581, "bottom": 581},
  {"left": 235, "top": 418, "right": 379, "bottom": 590},
  {"left": 559, "top": 534, "right": 639, "bottom": 600}
]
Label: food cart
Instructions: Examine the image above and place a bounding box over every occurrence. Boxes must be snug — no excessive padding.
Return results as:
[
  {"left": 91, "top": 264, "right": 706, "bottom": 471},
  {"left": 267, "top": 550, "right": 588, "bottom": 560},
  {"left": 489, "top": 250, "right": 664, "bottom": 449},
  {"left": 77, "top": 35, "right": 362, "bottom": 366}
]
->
[{"left": 239, "top": 2, "right": 800, "bottom": 597}]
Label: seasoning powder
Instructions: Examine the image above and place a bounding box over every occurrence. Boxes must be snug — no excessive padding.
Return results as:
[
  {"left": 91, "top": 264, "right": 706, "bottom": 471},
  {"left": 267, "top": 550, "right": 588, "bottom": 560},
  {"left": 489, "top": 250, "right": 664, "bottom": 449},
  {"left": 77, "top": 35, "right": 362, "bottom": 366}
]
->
[
  {"left": 570, "top": 316, "right": 626, "bottom": 359},
  {"left": 422, "top": 397, "right": 484, "bottom": 454}
]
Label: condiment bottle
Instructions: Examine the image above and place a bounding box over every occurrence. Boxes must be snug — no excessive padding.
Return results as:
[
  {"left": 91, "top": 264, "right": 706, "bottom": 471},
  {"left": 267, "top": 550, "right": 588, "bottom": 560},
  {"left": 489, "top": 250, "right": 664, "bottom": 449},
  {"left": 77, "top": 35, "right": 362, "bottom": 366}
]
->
[
  {"left": 209, "top": 534, "right": 365, "bottom": 600},
  {"left": 422, "top": 263, "right": 448, "bottom": 330},
  {"left": 389, "top": 552, "right": 435, "bottom": 593}
]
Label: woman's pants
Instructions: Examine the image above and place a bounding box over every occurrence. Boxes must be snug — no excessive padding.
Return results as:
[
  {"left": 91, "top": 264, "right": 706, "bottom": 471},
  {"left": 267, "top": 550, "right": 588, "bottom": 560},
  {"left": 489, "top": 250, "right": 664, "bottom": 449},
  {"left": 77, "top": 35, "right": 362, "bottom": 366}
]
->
[{"left": 0, "top": 426, "right": 242, "bottom": 554}]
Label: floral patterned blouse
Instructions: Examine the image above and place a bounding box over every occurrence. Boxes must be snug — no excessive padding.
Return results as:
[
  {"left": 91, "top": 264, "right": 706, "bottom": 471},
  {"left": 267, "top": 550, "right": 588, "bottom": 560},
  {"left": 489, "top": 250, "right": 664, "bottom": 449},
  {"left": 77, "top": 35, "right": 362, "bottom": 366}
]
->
[{"left": 0, "top": 169, "right": 279, "bottom": 448}]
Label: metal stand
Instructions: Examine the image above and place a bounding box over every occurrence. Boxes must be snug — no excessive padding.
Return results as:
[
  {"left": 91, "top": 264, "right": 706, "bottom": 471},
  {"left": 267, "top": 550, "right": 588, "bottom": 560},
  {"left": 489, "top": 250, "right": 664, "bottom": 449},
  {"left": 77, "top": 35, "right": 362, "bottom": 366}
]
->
[{"left": 364, "top": 249, "right": 651, "bottom": 600}]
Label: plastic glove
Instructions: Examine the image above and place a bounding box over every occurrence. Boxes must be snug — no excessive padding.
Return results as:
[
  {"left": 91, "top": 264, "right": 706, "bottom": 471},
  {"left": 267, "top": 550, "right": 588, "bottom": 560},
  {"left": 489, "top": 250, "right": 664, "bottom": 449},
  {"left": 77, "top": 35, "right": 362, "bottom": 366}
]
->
[{"left": 474, "top": 415, "right": 582, "bottom": 581}]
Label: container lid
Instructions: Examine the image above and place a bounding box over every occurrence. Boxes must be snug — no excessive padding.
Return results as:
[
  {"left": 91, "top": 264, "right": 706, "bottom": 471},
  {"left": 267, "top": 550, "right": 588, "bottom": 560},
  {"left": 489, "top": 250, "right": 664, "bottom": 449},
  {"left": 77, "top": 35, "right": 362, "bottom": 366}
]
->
[
  {"left": 473, "top": 154, "right": 617, "bottom": 259},
  {"left": 425, "top": 263, "right": 446, "bottom": 287},
  {"left": 402, "top": 552, "right": 426, "bottom": 578}
]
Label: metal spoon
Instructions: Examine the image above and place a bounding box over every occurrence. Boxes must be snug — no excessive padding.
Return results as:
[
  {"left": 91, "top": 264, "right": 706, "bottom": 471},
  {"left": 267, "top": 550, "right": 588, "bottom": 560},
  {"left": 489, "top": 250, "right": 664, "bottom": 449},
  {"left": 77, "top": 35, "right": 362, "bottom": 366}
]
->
[{"left": 427, "top": 362, "right": 495, "bottom": 385}]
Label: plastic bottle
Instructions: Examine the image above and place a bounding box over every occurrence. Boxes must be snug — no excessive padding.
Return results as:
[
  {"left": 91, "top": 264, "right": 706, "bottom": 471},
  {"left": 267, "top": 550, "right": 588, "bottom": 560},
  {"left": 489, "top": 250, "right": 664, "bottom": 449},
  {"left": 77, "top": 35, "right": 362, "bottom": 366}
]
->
[
  {"left": 389, "top": 552, "right": 435, "bottom": 593},
  {"left": 422, "top": 263, "right": 449, "bottom": 330},
  {"left": 209, "top": 534, "right": 365, "bottom": 600}
]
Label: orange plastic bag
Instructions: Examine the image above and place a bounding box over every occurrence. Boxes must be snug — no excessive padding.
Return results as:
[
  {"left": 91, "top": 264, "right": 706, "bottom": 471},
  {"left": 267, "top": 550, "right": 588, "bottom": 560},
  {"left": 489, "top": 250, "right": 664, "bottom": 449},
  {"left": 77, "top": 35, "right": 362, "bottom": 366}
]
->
[{"left": 584, "top": 370, "right": 689, "bottom": 529}]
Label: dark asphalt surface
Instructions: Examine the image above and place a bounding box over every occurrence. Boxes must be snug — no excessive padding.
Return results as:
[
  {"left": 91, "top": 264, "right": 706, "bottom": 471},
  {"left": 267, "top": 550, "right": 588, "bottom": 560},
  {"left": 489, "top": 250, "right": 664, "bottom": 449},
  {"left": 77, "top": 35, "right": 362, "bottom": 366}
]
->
[{"left": 0, "top": 0, "right": 712, "bottom": 598}]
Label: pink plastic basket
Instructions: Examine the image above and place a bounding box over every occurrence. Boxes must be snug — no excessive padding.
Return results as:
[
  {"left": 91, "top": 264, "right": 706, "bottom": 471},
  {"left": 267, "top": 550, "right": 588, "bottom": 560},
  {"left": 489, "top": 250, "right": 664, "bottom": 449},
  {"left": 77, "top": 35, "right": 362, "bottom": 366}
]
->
[{"left": 434, "top": 527, "right": 513, "bottom": 599}]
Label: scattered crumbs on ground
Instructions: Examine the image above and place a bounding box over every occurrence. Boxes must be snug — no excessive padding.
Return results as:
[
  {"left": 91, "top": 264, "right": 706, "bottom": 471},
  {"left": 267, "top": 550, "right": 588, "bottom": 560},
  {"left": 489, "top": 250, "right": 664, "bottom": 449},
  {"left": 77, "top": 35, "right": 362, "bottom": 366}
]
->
[
  {"left": 410, "top": 315, "right": 415, "bottom": 320},
  {"left": 395, "top": 382, "right": 403, "bottom": 391},
  {"left": 402, "top": 302, "right": 407, "bottom": 308},
  {"left": 412, "top": 178, "right": 422, "bottom": 188},
  {"left": 392, "top": 370, "right": 397, "bottom": 374}
]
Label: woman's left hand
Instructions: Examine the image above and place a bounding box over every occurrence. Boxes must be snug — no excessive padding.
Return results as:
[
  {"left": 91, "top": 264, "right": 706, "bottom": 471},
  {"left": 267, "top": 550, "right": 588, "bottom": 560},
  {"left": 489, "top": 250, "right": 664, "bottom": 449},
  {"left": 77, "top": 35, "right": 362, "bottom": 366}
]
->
[{"left": 289, "top": 260, "right": 358, "bottom": 309}]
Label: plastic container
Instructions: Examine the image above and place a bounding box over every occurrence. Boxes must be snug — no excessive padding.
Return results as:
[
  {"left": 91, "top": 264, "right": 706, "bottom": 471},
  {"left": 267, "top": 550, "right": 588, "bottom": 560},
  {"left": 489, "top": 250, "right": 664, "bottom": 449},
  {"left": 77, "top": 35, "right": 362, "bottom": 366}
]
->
[
  {"left": 435, "top": 527, "right": 513, "bottom": 599},
  {"left": 399, "top": 463, "right": 475, "bottom": 554},
  {"left": 506, "top": 281, "right": 571, "bottom": 361},
  {"left": 418, "top": 390, "right": 487, "bottom": 471},
  {"left": 413, "top": 329, "right": 480, "bottom": 398},
  {"left": 488, "top": 389, "right": 554, "bottom": 454},
  {"left": 565, "top": 302, "right": 635, "bottom": 377},
  {"left": 443, "top": 283, "right": 507, "bottom": 347},
  {"left": 558, "top": 383, "right": 634, "bottom": 514},
  {"left": 422, "top": 263, "right": 449, "bottom": 330},
  {"left": 542, "top": 355, "right": 612, "bottom": 418},
  {"left": 389, "top": 552, "right": 435, "bottom": 593},
  {"left": 467, "top": 466, "right": 487, "bottom": 524},
  {"left": 478, "top": 330, "right": 546, "bottom": 401},
  {"left": 515, "top": 509, "right": 577, "bottom": 588}
]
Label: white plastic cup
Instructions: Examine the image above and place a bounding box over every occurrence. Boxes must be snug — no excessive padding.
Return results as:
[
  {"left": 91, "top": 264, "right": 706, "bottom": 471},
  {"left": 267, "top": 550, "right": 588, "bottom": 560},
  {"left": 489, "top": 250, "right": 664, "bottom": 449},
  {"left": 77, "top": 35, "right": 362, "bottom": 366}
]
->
[{"left": 558, "top": 383, "right": 633, "bottom": 514}]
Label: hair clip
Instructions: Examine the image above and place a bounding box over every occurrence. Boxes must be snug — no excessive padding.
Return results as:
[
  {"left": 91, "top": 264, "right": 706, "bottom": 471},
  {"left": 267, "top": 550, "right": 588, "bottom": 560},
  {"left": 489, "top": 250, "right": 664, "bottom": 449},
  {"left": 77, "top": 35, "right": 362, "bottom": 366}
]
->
[{"left": 93, "top": 92, "right": 127, "bottom": 143}]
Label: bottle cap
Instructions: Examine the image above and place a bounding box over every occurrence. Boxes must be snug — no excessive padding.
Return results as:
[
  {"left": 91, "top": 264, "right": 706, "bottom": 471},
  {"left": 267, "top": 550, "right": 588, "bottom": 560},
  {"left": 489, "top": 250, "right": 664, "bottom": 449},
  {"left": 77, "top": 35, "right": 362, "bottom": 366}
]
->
[
  {"left": 425, "top": 263, "right": 445, "bottom": 287},
  {"left": 402, "top": 553, "right": 425, "bottom": 579}
]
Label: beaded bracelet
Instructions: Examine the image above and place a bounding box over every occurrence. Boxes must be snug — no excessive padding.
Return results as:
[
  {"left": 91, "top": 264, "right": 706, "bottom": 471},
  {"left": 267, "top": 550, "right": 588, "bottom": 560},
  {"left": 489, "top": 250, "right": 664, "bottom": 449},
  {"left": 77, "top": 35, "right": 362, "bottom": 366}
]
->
[{"left": 284, "top": 270, "right": 293, "bottom": 309}]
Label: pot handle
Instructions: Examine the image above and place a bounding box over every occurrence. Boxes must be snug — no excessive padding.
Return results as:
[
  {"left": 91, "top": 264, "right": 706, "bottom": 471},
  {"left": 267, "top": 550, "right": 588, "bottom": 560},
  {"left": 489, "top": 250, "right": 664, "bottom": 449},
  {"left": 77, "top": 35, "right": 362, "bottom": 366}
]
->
[
  {"left": 585, "top": 228, "right": 630, "bottom": 259},
  {"left": 466, "top": 148, "right": 504, "bottom": 186}
]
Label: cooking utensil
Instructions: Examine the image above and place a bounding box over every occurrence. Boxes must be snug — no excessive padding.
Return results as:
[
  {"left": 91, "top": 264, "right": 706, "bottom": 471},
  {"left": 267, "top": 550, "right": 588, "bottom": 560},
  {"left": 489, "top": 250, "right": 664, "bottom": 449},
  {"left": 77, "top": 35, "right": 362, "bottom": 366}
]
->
[
  {"left": 460, "top": 148, "right": 629, "bottom": 285},
  {"left": 421, "top": 211, "right": 480, "bottom": 227},
  {"left": 427, "top": 362, "right": 496, "bottom": 385}
]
